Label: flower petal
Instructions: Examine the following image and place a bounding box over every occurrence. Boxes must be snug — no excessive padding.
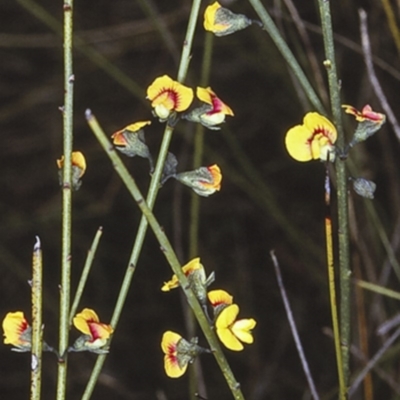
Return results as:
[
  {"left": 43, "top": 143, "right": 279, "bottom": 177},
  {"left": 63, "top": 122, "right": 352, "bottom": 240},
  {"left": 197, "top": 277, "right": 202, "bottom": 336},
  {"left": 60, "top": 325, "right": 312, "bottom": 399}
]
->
[
  {"left": 147, "top": 75, "right": 193, "bottom": 115},
  {"left": 208, "top": 289, "right": 233, "bottom": 307},
  {"left": 285, "top": 125, "right": 314, "bottom": 162},
  {"left": 232, "top": 318, "right": 256, "bottom": 343},
  {"left": 303, "top": 112, "right": 337, "bottom": 143},
  {"left": 73, "top": 308, "right": 100, "bottom": 335},
  {"left": 2, "top": 311, "right": 30, "bottom": 346},
  {"left": 216, "top": 304, "right": 239, "bottom": 329},
  {"left": 88, "top": 321, "right": 113, "bottom": 341},
  {"left": 204, "top": 2, "right": 226, "bottom": 33},
  {"left": 161, "top": 331, "right": 181, "bottom": 354}
]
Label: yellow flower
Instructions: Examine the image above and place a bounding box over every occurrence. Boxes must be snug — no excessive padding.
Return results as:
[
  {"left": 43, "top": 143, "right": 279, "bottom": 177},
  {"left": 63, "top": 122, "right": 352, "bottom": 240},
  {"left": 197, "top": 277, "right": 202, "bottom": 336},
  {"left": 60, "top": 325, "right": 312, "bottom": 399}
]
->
[
  {"left": 57, "top": 151, "right": 87, "bottom": 190},
  {"left": 73, "top": 308, "right": 113, "bottom": 350},
  {"left": 175, "top": 164, "right": 222, "bottom": 197},
  {"left": 2, "top": 311, "right": 31, "bottom": 351},
  {"left": 285, "top": 112, "right": 337, "bottom": 162},
  {"left": 112, "top": 121, "right": 151, "bottom": 147},
  {"left": 161, "top": 331, "right": 189, "bottom": 378},
  {"left": 183, "top": 87, "right": 234, "bottom": 130},
  {"left": 216, "top": 304, "right": 256, "bottom": 351},
  {"left": 111, "top": 121, "right": 154, "bottom": 171},
  {"left": 146, "top": 75, "right": 193, "bottom": 121},
  {"left": 342, "top": 104, "right": 385, "bottom": 122},
  {"left": 161, "top": 331, "right": 207, "bottom": 378},
  {"left": 342, "top": 105, "right": 386, "bottom": 148},
  {"left": 204, "top": 2, "right": 253, "bottom": 37},
  {"left": 161, "top": 257, "right": 204, "bottom": 292},
  {"left": 57, "top": 151, "right": 86, "bottom": 178}
]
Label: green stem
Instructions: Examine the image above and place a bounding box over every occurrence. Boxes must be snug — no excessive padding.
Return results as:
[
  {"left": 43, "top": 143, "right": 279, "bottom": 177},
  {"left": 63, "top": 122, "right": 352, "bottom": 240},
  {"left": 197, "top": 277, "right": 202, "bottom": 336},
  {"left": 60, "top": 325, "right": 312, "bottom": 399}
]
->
[
  {"left": 31, "top": 237, "right": 43, "bottom": 400},
  {"left": 188, "top": 31, "right": 214, "bottom": 400},
  {"left": 317, "top": 0, "right": 350, "bottom": 391},
  {"left": 81, "top": 1, "right": 203, "bottom": 398},
  {"left": 87, "top": 112, "right": 245, "bottom": 400},
  {"left": 247, "top": 0, "right": 324, "bottom": 112},
  {"left": 69, "top": 227, "right": 103, "bottom": 324},
  {"left": 57, "top": 1, "right": 74, "bottom": 399},
  {"left": 189, "top": 32, "right": 214, "bottom": 258}
]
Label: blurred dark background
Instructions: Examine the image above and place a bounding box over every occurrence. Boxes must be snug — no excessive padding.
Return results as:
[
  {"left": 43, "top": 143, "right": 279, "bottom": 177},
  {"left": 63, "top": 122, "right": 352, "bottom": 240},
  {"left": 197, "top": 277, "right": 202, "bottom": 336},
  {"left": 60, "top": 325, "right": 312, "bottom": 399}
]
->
[{"left": 2, "top": 0, "right": 400, "bottom": 399}]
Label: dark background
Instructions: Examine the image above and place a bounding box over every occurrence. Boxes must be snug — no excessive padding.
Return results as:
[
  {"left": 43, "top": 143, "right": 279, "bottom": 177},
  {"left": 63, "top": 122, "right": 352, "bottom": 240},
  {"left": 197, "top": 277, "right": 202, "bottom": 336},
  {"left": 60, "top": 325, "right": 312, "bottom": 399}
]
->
[{"left": 1, "top": 0, "right": 400, "bottom": 399}]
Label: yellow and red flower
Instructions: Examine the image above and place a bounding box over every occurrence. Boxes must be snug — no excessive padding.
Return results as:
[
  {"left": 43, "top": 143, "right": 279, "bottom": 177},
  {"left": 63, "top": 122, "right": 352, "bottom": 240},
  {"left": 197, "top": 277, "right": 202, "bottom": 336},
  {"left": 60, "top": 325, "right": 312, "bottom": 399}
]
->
[
  {"left": 161, "top": 331, "right": 190, "bottom": 378},
  {"left": 215, "top": 304, "right": 256, "bottom": 351},
  {"left": 162, "top": 258, "right": 204, "bottom": 291},
  {"left": 147, "top": 75, "right": 193, "bottom": 121},
  {"left": 111, "top": 121, "right": 153, "bottom": 171},
  {"left": 2, "top": 311, "right": 31, "bottom": 352},
  {"left": 183, "top": 87, "right": 234, "bottom": 130},
  {"left": 204, "top": 2, "right": 254, "bottom": 37},
  {"left": 57, "top": 151, "right": 86, "bottom": 177},
  {"left": 342, "top": 104, "right": 386, "bottom": 148},
  {"left": 161, "top": 258, "right": 214, "bottom": 305},
  {"left": 342, "top": 104, "right": 385, "bottom": 123},
  {"left": 175, "top": 164, "right": 222, "bottom": 197},
  {"left": 285, "top": 112, "right": 337, "bottom": 162},
  {"left": 208, "top": 289, "right": 234, "bottom": 318},
  {"left": 208, "top": 289, "right": 233, "bottom": 308},
  {"left": 57, "top": 151, "right": 87, "bottom": 190},
  {"left": 161, "top": 331, "right": 207, "bottom": 378},
  {"left": 72, "top": 308, "right": 113, "bottom": 352}
]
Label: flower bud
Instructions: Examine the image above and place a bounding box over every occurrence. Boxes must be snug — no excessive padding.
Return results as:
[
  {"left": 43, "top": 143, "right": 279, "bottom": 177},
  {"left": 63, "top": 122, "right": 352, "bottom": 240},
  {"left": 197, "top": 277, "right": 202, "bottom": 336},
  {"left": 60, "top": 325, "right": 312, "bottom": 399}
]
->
[
  {"left": 352, "top": 177, "right": 376, "bottom": 199},
  {"left": 343, "top": 105, "right": 386, "bottom": 147},
  {"left": 57, "top": 152, "right": 86, "bottom": 191},
  {"left": 111, "top": 121, "right": 154, "bottom": 172},
  {"left": 204, "top": 2, "right": 258, "bottom": 37},
  {"left": 175, "top": 164, "right": 222, "bottom": 197}
]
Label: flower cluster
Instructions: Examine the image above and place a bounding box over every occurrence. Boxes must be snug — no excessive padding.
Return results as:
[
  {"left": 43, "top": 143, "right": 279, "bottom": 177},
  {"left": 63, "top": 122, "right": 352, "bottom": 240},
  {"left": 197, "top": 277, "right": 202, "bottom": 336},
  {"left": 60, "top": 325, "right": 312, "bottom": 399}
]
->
[
  {"left": 110, "top": 75, "right": 230, "bottom": 197},
  {"left": 161, "top": 258, "right": 256, "bottom": 378},
  {"left": 3, "top": 308, "right": 112, "bottom": 355},
  {"left": 146, "top": 75, "right": 234, "bottom": 130},
  {"left": 283, "top": 105, "right": 385, "bottom": 199}
]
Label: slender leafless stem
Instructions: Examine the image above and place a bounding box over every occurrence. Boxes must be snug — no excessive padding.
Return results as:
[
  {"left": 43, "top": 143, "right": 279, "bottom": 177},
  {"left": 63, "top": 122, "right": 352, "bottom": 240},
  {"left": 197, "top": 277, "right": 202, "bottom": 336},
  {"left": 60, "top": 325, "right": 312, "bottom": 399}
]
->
[
  {"left": 270, "top": 250, "right": 320, "bottom": 400},
  {"left": 359, "top": 9, "right": 400, "bottom": 140}
]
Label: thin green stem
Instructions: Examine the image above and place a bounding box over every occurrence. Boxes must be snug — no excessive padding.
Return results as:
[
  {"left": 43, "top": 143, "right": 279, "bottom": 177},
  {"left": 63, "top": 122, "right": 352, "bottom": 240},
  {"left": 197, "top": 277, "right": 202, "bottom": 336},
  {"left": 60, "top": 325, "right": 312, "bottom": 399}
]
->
[
  {"left": 81, "top": 1, "right": 203, "bottom": 398},
  {"left": 86, "top": 112, "right": 245, "bottom": 400},
  {"left": 31, "top": 237, "right": 43, "bottom": 400},
  {"left": 189, "top": 32, "right": 214, "bottom": 258},
  {"left": 270, "top": 251, "right": 320, "bottom": 400},
  {"left": 317, "top": 0, "right": 350, "bottom": 390},
  {"left": 69, "top": 227, "right": 103, "bottom": 324},
  {"left": 247, "top": 0, "right": 324, "bottom": 112},
  {"left": 57, "top": 1, "right": 74, "bottom": 399},
  {"left": 187, "top": 31, "right": 214, "bottom": 400},
  {"left": 356, "top": 279, "right": 400, "bottom": 301},
  {"left": 81, "top": 124, "right": 175, "bottom": 400}
]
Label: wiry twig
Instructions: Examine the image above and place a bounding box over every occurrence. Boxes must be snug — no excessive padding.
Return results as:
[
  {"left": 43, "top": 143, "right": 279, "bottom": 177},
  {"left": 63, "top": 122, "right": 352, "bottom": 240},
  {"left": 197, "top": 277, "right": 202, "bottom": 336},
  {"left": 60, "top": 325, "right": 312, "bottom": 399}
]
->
[
  {"left": 270, "top": 250, "right": 320, "bottom": 400},
  {"left": 348, "top": 327, "right": 400, "bottom": 396},
  {"left": 359, "top": 9, "right": 400, "bottom": 140}
]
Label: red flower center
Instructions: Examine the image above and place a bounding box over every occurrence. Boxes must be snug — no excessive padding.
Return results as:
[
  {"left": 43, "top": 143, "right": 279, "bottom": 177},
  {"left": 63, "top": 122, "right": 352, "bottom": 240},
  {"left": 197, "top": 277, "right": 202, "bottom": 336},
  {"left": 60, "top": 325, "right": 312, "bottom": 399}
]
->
[{"left": 307, "top": 125, "right": 333, "bottom": 144}]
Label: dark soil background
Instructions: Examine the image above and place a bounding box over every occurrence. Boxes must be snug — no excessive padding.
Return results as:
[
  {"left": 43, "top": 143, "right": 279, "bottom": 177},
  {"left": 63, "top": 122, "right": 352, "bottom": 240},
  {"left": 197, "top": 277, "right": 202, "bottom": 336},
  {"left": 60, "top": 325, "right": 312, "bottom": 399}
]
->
[{"left": 1, "top": 0, "right": 400, "bottom": 399}]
